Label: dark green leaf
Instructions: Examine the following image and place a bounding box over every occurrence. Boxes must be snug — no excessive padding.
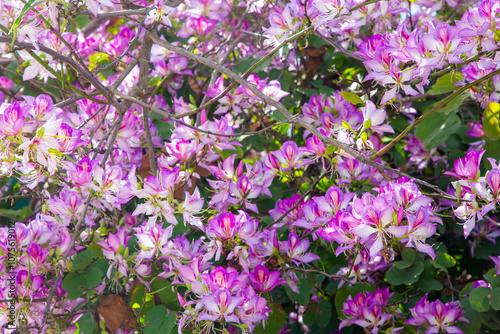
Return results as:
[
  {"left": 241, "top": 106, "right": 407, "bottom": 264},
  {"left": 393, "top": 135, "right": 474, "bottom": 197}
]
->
[
  {"left": 144, "top": 306, "right": 177, "bottom": 334},
  {"left": 431, "top": 252, "right": 456, "bottom": 270},
  {"left": 253, "top": 304, "right": 286, "bottom": 334},
  {"left": 417, "top": 279, "right": 442, "bottom": 292},
  {"left": 386, "top": 263, "right": 424, "bottom": 286},
  {"left": 76, "top": 313, "right": 95, "bottom": 334},
  {"left": 151, "top": 280, "right": 181, "bottom": 311},
  {"left": 85, "top": 265, "right": 104, "bottom": 288},
  {"left": 284, "top": 276, "right": 311, "bottom": 306},
  {"left": 394, "top": 260, "right": 412, "bottom": 269},
  {"left": 71, "top": 249, "right": 94, "bottom": 271},
  {"left": 155, "top": 121, "right": 175, "bottom": 140},
  {"left": 490, "top": 287, "right": 500, "bottom": 310},
  {"left": 415, "top": 112, "right": 461, "bottom": 150},
  {"left": 469, "top": 287, "right": 491, "bottom": 312},
  {"left": 61, "top": 272, "right": 86, "bottom": 300},
  {"left": 317, "top": 300, "right": 333, "bottom": 328},
  {"left": 402, "top": 248, "right": 416, "bottom": 263},
  {"left": 484, "top": 269, "right": 500, "bottom": 287},
  {"left": 459, "top": 297, "right": 488, "bottom": 334},
  {"left": 334, "top": 287, "right": 349, "bottom": 319}
]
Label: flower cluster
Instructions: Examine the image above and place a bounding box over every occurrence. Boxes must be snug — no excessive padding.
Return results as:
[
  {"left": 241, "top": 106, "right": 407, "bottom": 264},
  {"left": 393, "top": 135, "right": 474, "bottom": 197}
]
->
[{"left": 2, "top": 0, "right": 500, "bottom": 333}]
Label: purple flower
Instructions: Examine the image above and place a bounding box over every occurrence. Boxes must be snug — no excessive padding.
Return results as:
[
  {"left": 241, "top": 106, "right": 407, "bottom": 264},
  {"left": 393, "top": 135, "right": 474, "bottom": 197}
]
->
[
  {"left": 206, "top": 212, "right": 241, "bottom": 240},
  {"left": 305, "top": 135, "right": 326, "bottom": 155},
  {"left": 237, "top": 295, "right": 269, "bottom": 330},
  {"left": 387, "top": 208, "right": 437, "bottom": 259},
  {"left": 96, "top": 227, "right": 131, "bottom": 276},
  {"left": 445, "top": 150, "right": 485, "bottom": 181},
  {"left": 272, "top": 141, "right": 312, "bottom": 170},
  {"left": 406, "top": 295, "right": 468, "bottom": 333},
  {"left": 249, "top": 265, "right": 285, "bottom": 292},
  {"left": 339, "top": 288, "right": 395, "bottom": 334},
  {"left": 491, "top": 255, "right": 500, "bottom": 274},
  {"left": 55, "top": 123, "right": 84, "bottom": 153},
  {"left": 205, "top": 266, "right": 247, "bottom": 292},
  {"left": 67, "top": 157, "right": 97, "bottom": 186},
  {"left": 134, "top": 223, "right": 172, "bottom": 260},
  {"left": 486, "top": 169, "right": 500, "bottom": 199},
  {"left": 0, "top": 102, "right": 29, "bottom": 136},
  {"left": 199, "top": 288, "right": 241, "bottom": 323},
  {"left": 281, "top": 232, "right": 320, "bottom": 265}
]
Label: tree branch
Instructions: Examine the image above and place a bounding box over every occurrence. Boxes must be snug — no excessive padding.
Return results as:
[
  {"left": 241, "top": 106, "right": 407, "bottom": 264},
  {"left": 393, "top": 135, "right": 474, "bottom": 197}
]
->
[{"left": 149, "top": 31, "right": 450, "bottom": 196}]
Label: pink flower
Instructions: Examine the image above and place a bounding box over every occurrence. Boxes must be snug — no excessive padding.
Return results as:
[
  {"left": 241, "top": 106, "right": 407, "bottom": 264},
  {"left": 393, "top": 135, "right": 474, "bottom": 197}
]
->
[
  {"left": 134, "top": 223, "right": 172, "bottom": 259},
  {"left": 0, "top": 102, "right": 29, "bottom": 136},
  {"left": 249, "top": 265, "right": 286, "bottom": 292},
  {"left": 199, "top": 289, "right": 241, "bottom": 323},
  {"left": 272, "top": 141, "right": 312, "bottom": 170},
  {"left": 486, "top": 169, "right": 500, "bottom": 199},
  {"left": 406, "top": 295, "right": 468, "bottom": 333},
  {"left": 206, "top": 212, "right": 241, "bottom": 240},
  {"left": 55, "top": 123, "right": 84, "bottom": 153},
  {"left": 445, "top": 150, "right": 485, "bottom": 180},
  {"left": 281, "top": 232, "right": 320, "bottom": 265},
  {"left": 340, "top": 288, "right": 394, "bottom": 334},
  {"left": 387, "top": 208, "right": 437, "bottom": 259},
  {"left": 351, "top": 204, "right": 393, "bottom": 259}
]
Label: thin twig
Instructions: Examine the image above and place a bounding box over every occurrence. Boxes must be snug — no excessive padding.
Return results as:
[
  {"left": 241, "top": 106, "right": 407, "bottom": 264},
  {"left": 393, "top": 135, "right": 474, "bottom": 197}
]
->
[
  {"left": 149, "top": 31, "right": 450, "bottom": 196},
  {"left": 373, "top": 68, "right": 500, "bottom": 159}
]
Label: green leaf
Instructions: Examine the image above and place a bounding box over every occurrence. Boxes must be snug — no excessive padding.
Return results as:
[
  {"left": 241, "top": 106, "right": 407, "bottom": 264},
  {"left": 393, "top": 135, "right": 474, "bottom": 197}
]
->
[
  {"left": 284, "top": 276, "right": 311, "bottom": 306},
  {"left": 151, "top": 280, "right": 181, "bottom": 311},
  {"left": 402, "top": 248, "right": 416, "bottom": 263},
  {"left": 271, "top": 110, "right": 289, "bottom": 122},
  {"left": 90, "top": 259, "right": 110, "bottom": 276},
  {"left": 386, "top": 267, "right": 405, "bottom": 285},
  {"left": 469, "top": 287, "right": 491, "bottom": 312},
  {"left": 317, "top": 300, "right": 333, "bottom": 328},
  {"left": 483, "top": 102, "right": 500, "bottom": 140},
  {"left": 0, "top": 208, "right": 23, "bottom": 219},
  {"left": 415, "top": 111, "right": 461, "bottom": 150},
  {"left": 340, "top": 91, "right": 364, "bottom": 106},
  {"left": 89, "top": 52, "right": 111, "bottom": 66},
  {"left": 490, "top": 287, "right": 500, "bottom": 310},
  {"left": 154, "top": 120, "right": 175, "bottom": 140},
  {"left": 394, "top": 260, "right": 413, "bottom": 269},
  {"left": 386, "top": 263, "right": 424, "bottom": 285},
  {"left": 76, "top": 313, "right": 95, "bottom": 334},
  {"left": 417, "top": 279, "right": 442, "bottom": 292},
  {"left": 431, "top": 252, "right": 456, "bottom": 270},
  {"left": 72, "top": 15, "right": 90, "bottom": 29},
  {"left": 71, "top": 249, "right": 94, "bottom": 271},
  {"left": 253, "top": 303, "right": 286, "bottom": 334},
  {"left": 428, "top": 72, "right": 464, "bottom": 95},
  {"left": 435, "top": 93, "right": 467, "bottom": 115},
  {"left": 85, "top": 265, "right": 104, "bottom": 288},
  {"left": 459, "top": 297, "right": 488, "bottom": 334},
  {"left": 484, "top": 269, "right": 500, "bottom": 287},
  {"left": 334, "top": 287, "right": 349, "bottom": 319},
  {"left": 326, "top": 280, "right": 339, "bottom": 295},
  {"left": 19, "top": 206, "right": 32, "bottom": 220},
  {"left": 144, "top": 306, "right": 177, "bottom": 334},
  {"left": 61, "top": 272, "right": 86, "bottom": 300},
  {"left": 220, "top": 146, "right": 244, "bottom": 160}
]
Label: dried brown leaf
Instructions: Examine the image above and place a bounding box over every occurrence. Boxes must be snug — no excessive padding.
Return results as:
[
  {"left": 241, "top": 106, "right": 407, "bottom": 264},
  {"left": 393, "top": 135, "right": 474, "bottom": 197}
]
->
[{"left": 97, "top": 294, "right": 137, "bottom": 334}]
